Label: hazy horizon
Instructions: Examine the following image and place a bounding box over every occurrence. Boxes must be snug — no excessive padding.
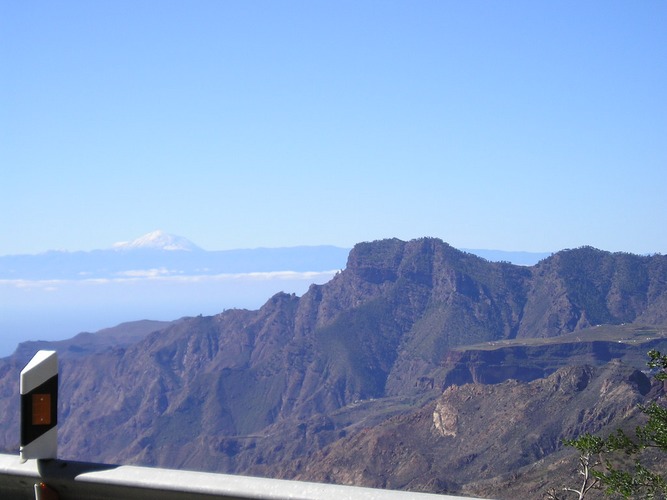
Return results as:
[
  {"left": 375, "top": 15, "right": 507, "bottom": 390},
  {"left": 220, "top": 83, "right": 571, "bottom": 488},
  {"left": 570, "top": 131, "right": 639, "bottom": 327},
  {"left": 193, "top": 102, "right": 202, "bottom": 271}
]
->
[{"left": 0, "top": 229, "right": 558, "bottom": 258}]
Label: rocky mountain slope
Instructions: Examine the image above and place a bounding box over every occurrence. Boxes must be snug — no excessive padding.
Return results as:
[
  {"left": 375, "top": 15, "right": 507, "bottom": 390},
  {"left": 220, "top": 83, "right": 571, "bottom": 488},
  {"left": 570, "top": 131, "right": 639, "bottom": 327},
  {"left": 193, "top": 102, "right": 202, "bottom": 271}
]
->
[
  {"left": 289, "top": 361, "right": 662, "bottom": 495},
  {"left": 1, "top": 238, "right": 666, "bottom": 498}
]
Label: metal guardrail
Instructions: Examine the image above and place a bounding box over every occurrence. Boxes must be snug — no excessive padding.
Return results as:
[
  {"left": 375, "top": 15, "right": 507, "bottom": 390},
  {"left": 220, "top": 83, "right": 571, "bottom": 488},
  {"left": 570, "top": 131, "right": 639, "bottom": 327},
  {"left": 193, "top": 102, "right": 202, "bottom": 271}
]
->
[{"left": 0, "top": 453, "right": 486, "bottom": 500}]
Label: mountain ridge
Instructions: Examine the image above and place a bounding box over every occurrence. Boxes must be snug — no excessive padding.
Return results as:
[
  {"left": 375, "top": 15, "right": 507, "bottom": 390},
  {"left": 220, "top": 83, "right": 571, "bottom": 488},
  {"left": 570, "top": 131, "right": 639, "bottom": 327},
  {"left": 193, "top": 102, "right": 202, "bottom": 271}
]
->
[
  {"left": 0, "top": 231, "right": 555, "bottom": 274},
  {"left": 1, "top": 237, "right": 666, "bottom": 498}
]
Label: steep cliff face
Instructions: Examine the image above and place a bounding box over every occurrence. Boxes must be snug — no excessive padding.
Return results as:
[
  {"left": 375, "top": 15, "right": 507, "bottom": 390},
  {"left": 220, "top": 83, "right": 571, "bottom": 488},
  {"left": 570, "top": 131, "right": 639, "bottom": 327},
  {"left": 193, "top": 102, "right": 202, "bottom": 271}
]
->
[{"left": 440, "top": 338, "right": 667, "bottom": 388}]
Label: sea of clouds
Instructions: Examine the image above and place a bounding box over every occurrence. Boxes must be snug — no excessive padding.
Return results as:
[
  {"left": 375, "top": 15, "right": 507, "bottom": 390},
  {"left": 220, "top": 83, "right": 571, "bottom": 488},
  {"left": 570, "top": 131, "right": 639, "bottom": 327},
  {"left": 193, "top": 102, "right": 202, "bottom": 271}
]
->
[{"left": 0, "top": 270, "right": 336, "bottom": 357}]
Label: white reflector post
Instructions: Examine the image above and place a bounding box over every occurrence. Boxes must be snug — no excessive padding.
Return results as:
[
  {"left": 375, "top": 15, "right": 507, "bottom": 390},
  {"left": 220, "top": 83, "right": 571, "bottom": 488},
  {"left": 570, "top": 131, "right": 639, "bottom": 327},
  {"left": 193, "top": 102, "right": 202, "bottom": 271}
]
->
[{"left": 20, "top": 351, "right": 58, "bottom": 461}]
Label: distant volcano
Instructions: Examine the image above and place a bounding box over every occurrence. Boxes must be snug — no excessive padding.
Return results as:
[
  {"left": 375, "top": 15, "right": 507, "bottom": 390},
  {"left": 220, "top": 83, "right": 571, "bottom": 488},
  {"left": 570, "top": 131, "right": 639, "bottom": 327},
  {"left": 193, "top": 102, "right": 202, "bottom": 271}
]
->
[{"left": 112, "top": 230, "right": 202, "bottom": 252}]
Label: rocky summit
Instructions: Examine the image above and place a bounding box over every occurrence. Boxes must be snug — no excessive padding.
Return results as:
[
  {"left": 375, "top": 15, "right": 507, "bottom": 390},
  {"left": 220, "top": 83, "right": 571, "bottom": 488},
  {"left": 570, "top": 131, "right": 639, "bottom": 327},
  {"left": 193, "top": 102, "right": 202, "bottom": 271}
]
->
[{"left": 1, "top": 238, "right": 666, "bottom": 498}]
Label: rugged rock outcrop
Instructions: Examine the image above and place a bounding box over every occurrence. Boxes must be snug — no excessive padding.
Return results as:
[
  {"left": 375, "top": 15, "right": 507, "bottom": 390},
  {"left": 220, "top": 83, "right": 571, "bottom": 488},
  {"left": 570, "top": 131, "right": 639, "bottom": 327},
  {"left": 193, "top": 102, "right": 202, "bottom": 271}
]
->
[{"left": 291, "top": 362, "right": 660, "bottom": 496}]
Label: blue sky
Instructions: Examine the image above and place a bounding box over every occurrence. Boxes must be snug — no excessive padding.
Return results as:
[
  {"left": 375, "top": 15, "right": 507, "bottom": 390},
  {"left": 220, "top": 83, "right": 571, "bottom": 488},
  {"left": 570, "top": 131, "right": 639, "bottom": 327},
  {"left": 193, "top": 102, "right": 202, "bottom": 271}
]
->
[{"left": 2, "top": 1, "right": 666, "bottom": 256}]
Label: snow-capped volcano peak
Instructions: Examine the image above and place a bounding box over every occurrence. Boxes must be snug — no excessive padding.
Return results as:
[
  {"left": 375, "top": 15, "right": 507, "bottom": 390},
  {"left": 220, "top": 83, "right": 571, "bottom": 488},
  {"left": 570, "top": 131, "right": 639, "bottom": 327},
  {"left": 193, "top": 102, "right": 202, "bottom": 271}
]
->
[{"left": 113, "top": 230, "right": 201, "bottom": 251}]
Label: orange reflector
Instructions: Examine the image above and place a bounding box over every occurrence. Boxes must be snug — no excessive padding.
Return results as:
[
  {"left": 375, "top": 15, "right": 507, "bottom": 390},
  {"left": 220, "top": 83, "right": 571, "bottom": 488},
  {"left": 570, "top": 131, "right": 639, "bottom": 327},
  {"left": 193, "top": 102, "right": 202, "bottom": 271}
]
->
[
  {"left": 32, "top": 394, "right": 51, "bottom": 425},
  {"left": 35, "top": 481, "right": 60, "bottom": 500}
]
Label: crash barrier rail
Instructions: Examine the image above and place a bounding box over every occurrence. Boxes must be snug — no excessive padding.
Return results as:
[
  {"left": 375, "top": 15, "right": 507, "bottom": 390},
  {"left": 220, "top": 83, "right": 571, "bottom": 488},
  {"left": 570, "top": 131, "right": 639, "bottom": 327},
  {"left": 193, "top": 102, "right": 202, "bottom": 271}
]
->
[{"left": 0, "top": 454, "right": 486, "bottom": 500}]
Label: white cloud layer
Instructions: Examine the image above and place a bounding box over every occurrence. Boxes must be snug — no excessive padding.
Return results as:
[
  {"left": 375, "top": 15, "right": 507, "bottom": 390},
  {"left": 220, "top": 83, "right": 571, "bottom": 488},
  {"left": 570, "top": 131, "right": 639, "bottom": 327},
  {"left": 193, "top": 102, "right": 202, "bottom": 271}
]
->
[{"left": 0, "top": 270, "right": 338, "bottom": 291}]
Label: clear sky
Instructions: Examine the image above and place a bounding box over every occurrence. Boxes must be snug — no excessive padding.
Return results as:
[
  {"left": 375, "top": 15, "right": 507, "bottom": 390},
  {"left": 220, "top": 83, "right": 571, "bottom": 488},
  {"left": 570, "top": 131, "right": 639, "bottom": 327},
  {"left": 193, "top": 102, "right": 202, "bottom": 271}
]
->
[{"left": 2, "top": 1, "right": 666, "bottom": 256}]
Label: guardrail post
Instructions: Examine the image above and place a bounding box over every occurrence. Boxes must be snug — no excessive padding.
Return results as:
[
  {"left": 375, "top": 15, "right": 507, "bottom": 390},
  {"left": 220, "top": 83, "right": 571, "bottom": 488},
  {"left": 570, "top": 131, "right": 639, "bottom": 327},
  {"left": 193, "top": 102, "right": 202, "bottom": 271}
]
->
[{"left": 20, "top": 350, "right": 58, "bottom": 461}]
